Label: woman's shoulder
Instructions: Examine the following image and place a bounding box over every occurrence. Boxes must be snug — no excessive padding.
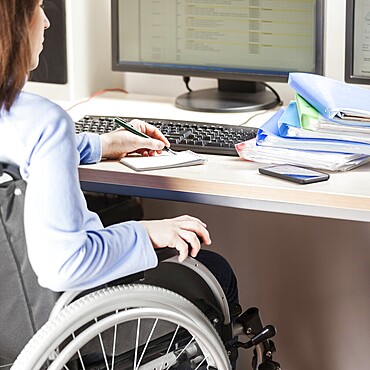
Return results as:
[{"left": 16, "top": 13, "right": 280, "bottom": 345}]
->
[
  {"left": 17, "top": 91, "right": 67, "bottom": 115},
  {"left": 13, "top": 91, "right": 73, "bottom": 130}
]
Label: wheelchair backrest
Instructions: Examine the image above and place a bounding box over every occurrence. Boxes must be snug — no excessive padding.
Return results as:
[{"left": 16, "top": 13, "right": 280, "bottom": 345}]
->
[{"left": 0, "top": 163, "right": 60, "bottom": 363}]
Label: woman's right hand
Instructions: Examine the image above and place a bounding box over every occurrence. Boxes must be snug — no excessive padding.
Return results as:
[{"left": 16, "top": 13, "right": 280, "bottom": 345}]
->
[
  {"left": 139, "top": 215, "right": 212, "bottom": 262},
  {"left": 100, "top": 119, "right": 171, "bottom": 159}
]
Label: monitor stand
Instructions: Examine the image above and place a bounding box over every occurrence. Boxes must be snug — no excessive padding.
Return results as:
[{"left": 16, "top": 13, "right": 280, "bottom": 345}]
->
[{"left": 175, "top": 79, "right": 279, "bottom": 113}]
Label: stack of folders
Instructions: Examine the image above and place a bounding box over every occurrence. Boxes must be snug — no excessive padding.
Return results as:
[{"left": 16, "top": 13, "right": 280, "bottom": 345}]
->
[{"left": 236, "top": 73, "right": 370, "bottom": 171}]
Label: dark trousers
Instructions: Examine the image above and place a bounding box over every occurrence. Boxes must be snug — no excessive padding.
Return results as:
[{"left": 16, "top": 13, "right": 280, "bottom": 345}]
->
[
  {"left": 195, "top": 248, "right": 239, "bottom": 307},
  {"left": 195, "top": 249, "right": 239, "bottom": 369}
]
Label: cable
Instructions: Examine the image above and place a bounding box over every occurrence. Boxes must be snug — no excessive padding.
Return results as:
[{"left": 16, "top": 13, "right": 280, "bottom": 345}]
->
[
  {"left": 240, "top": 82, "right": 283, "bottom": 126},
  {"left": 260, "top": 82, "right": 283, "bottom": 107},
  {"left": 65, "top": 88, "right": 128, "bottom": 112},
  {"left": 181, "top": 77, "right": 282, "bottom": 107},
  {"left": 240, "top": 110, "right": 268, "bottom": 126},
  {"left": 183, "top": 76, "right": 192, "bottom": 92}
]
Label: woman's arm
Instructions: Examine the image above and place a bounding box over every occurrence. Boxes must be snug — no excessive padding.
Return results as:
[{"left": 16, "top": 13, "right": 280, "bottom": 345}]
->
[{"left": 24, "top": 106, "right": 157, "bottom": 291}]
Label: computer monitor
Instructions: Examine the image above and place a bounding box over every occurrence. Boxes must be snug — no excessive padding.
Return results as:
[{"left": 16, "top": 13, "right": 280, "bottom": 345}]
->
[
  {"left": 345, "top": 0, "right": 370, "bottom": 85},
  {"left": 112, "top": 0, "right": 324, "bottom": 113},
  {"left": 29, "top": 0, "right": 67, "bottom": 85}
]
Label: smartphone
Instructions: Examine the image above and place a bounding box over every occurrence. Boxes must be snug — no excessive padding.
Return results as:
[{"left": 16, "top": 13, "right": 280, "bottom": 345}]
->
[{"left": 259, "top": 164, "right": 330, "bottom": 184}]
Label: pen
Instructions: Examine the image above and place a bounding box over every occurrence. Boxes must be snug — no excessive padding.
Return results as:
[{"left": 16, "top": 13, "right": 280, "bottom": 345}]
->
[{"left": 114, "top": 117, "right": 177, "bottom": 155}]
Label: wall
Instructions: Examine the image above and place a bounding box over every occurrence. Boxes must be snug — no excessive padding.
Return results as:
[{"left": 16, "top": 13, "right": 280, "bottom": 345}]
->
[
  {"left": 27, "top": 1, "right": 370, "bottom": 369},
  {"left": 24, "top": 0, "right": 113, "bottom": 101}
]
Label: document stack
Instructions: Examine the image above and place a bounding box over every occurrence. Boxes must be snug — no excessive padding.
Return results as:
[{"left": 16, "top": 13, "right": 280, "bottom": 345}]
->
[{"left": 236, "top": 73, "right": 370, "bottom": 171}]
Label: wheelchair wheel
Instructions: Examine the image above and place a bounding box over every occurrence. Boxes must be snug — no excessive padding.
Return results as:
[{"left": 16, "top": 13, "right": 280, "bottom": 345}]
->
[{"left": 11, "top": 284, "right": 231, "bottom": 370}]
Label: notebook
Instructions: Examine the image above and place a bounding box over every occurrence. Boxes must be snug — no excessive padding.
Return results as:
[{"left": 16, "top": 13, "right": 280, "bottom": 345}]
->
[{"left": 120, "top": 150, "right": 207, "bottom": 171}]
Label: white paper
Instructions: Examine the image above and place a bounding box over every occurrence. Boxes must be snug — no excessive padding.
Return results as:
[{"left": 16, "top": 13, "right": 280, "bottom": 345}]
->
[{"left": 120, "top": 150, "right": 207, "bottom": 171}]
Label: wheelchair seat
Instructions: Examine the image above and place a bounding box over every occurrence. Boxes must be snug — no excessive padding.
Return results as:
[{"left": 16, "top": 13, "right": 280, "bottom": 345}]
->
[{"left": 0, "top": 161, "right": 281, "bottom": 370}]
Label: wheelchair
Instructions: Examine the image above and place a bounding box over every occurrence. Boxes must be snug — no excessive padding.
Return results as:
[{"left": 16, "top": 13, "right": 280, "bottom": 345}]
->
[{"left": 0, "top": 162, "right": 281, "bottom": 370}]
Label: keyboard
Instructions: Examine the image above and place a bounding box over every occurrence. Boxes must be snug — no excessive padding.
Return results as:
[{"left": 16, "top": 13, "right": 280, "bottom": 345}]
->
[{"left": 75, "top": 115, "right": 258, "bottom": 156}]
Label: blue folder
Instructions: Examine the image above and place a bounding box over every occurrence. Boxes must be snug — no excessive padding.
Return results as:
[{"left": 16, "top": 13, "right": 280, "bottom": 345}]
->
[
  {"left": 277, "top": 101, "right": 300, "bottom": 137},
  {"left": 256, "top": 107, "right": 370, "bottom": 155},
  {"left": 276, "top": 101, "right": 370, "bottom": 143},
  {"left": 288, "top": 73, "right": 370, "bottom": 123}
]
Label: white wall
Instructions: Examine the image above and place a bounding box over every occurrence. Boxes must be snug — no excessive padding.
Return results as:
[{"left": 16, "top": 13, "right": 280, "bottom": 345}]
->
[
  {"left": 24, "top": 0, "right": 113, "bottom": 101},
  {"left": 27, "top": 1, "right": 370, "bottom": 369}
]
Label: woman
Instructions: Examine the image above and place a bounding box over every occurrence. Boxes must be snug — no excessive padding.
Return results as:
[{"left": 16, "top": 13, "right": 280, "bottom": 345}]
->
[{"left": 0, "top": 0, "right": 237, "bottom": 305}]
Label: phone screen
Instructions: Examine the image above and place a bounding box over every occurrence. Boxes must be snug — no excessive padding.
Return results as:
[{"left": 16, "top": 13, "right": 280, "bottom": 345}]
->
[{"left": 259, "top": 165, "right": 330, "bottom": 184}]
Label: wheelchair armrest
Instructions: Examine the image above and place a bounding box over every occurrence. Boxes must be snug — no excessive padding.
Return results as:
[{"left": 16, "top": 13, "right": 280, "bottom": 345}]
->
[
  {"left": 155, "top": 247, "right": 178, "bottom": 262},
  {"left": 99, "top": 249, "right": 177, "bottom": 287}
]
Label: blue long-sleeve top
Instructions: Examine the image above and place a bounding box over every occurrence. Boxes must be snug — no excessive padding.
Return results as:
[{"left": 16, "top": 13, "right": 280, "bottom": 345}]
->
[{"left": 0, "top": 92, "right": 158, "bottom": 291}]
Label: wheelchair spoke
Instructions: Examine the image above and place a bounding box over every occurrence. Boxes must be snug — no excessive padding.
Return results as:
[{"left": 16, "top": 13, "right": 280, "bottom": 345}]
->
[
  {"left": 110, "top": 310, "right": 119, "bottom": 370},
  {"left": 72, "top": 332, "right": 86, "bottom": 370},
  {"left": 133, "top": 318, "right": 141, "bottom": 370},
  {"left": 167, "top": 336, "right": 196, "bottom": 369},
  {"left": 135, "top": 318, "right": 158, "bottom": 370},
  {"left": 95, "top": 318, "right": 110, "bottom": 369},
  {"left": 159, "top": 325, "right": 180, "bottom": 370},
  {"left": 194, "top": 355, "right": 208, "bottom": 370}
]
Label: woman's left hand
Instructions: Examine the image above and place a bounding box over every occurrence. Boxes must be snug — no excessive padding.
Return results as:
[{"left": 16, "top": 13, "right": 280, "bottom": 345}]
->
[{"left": 100, "top": 119, "right": 171, "bottom": 159}]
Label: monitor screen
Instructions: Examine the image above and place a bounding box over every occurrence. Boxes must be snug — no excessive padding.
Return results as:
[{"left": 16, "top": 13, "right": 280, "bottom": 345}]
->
[
  {"left": 345, "top": 0, "right": 370, "bottom": 85},
  {"left": 112, "top": 0, "right": 324, "bottom": 112}
]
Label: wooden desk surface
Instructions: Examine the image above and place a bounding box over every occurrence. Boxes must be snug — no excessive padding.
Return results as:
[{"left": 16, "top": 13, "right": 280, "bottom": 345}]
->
[
  {"left": 68, "top": 92, "right": 370, "bottom": 222},
  {"left": 79, "top": 155, "right": 370, "bottom": 222}
]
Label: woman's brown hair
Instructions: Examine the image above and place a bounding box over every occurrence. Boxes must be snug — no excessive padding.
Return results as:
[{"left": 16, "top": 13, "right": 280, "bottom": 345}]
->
[{"left": 0, "top": 0, "right": 39, "bottom": 111}]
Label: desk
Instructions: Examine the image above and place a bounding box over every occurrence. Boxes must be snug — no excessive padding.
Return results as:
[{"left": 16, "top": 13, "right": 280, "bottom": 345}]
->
[
  {"left": 68, "top": 92, "right": 370, "bottom": 370},
  {"left": 67, "top": 92, "right": 370, "bottom": 223}
]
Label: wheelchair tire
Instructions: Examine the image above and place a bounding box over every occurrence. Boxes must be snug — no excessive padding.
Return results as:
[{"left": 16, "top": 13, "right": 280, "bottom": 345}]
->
[{"left": 11, "top": 284, "right": 231, "bottom": 370}]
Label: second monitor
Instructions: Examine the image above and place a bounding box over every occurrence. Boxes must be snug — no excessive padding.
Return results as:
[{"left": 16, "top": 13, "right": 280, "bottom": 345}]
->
[
  {"left": 112, "top": 0, "right": 324, "bottom": 113},
  {"left": 345, "top": 0, "right": 370, "bottom": 85}
]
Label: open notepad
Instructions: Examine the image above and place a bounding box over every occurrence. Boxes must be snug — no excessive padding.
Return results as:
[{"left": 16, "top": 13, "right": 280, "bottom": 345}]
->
[{"left": 120, "top": 150, "right": 207, "bottom": 171}]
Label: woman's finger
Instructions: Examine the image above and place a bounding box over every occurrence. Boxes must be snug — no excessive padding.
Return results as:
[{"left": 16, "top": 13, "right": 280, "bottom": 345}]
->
[
  {"left": 178, "top": 229, "right": 202, "bottom": 258},
  {"left": 168, "top": 237, "right": 189, "bottom": 262}
]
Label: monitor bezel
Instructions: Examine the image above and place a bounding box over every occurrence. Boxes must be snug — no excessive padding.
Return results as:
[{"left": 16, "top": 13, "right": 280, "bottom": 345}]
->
[
  {"left": 111, "top": 0, "right": 324, "bottom": 83},
  {"left": 345, "top": 0, "right": 367, "bottom": 84}
]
